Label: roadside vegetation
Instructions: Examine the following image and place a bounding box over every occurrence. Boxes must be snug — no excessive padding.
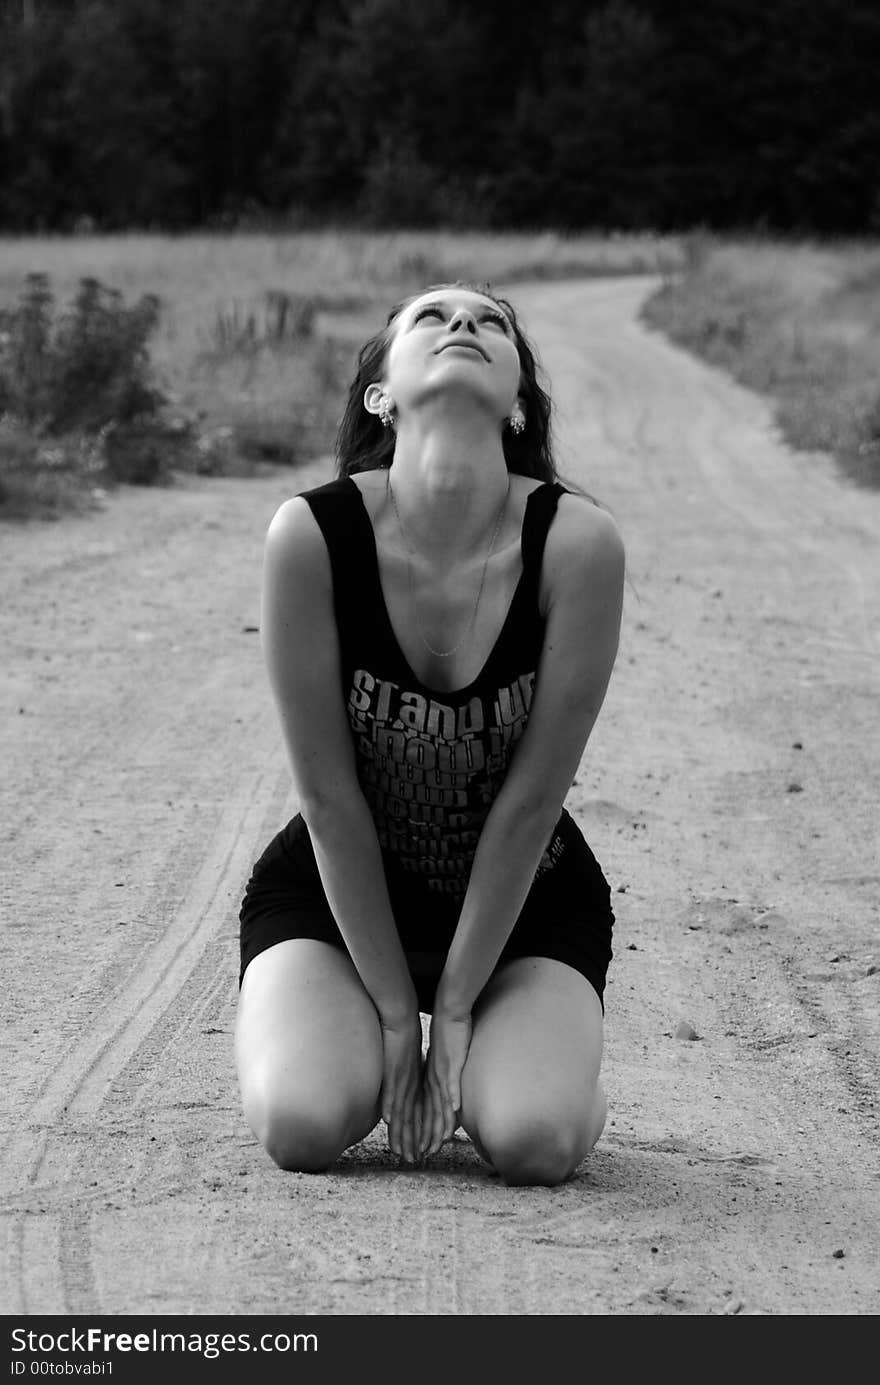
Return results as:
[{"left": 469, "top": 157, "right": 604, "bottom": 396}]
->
[
  {"left": 4, "top": 228, "right": 879, "bottom": 521},
  {"left": 0, "top": 271, "right": 192, "bottom": 517},
  {"left": 642, "top": 235, "right": 880, "bottom": 490},
  {"left": 0, "top": 229, "right": 680, "bottom": 519}
]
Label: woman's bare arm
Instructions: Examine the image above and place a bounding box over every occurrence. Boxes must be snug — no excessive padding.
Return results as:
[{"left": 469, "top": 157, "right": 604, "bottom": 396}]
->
[
  {"left": 435, "top": 495, "right": 626, "bottom": 1016},
  {"left": 260, "top": 496, "right": 418, "bottom": 1025}
]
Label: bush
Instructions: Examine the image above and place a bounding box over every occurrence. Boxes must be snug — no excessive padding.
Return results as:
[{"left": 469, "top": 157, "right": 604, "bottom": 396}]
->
[
  {"left": 0, "top": 273, "right": 189, "bottom": 504},
  {"left": 0, "top": 273, "right": 164, "bottom": 431}
]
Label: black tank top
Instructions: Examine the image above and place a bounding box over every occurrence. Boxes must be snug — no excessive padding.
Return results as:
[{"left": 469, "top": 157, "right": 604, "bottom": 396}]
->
[{"left": 301, "top": 475, "right": 572, "bottom": 899}]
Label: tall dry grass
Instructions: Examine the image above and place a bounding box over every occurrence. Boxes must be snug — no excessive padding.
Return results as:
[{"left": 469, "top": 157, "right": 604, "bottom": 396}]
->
[
  {"left": 642, "top": 234, "right": 880, "bottom": 489},
  {"left": 0, "top": 228, "right": 682, "bottom": 385},
  {"left": 5, "top": 228, "right": 878, "bottom": 516},
  {"left": 0, "top": 229, "right": 683, "bottom": 518}
]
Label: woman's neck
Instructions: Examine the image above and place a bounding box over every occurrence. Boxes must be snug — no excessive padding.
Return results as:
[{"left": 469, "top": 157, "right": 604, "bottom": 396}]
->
[{"left": 387, "top": 409, "right": 510, "bottom": 564}]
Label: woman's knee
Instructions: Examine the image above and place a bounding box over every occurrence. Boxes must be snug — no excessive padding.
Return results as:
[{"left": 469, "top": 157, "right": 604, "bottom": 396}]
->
[
  {"left": 235, "top": 940, "right": 385, "bottom": 1171},
  {"left": 261, "top": 1106, "right": 352, "bottom": 1173},
  {"left": 471, "top": 1087, "right": 606, "bottom": 1187},
  {"left": 476, "top": 1114, "right": 583, "bottom": 1186},
  {"left": 243, "top": 1076, "right": 378, "bottom": 1173}
]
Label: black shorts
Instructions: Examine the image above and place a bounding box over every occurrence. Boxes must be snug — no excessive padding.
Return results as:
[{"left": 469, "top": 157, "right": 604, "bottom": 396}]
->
[{"left": 238, "top": 811, "right": 614, "bottom": 1013}]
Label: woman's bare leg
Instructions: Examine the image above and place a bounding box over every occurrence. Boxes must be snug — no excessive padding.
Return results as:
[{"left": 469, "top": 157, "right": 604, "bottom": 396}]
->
[
  {"left": 458, "top": 956, "right": 606, "bottom": 1186},
  {"left": 235, "top": 938, "right": 384, "bottom": 1172}
]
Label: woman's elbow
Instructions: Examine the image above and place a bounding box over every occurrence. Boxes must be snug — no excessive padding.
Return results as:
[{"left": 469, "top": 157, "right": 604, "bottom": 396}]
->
[
  {"left": 495, "top": 786, "right": 566, "bottom": 842},
  {"left": 297, "top": 781, "right": 366, "bottom": 841}
]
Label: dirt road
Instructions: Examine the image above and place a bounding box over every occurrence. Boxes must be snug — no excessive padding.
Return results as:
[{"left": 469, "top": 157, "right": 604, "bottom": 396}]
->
[{"left": 2, "top": 277, "right": 878, "bottom": 1317}]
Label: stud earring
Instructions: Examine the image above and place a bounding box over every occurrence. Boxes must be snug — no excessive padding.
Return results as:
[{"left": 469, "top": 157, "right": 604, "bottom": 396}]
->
[
  {"left": 508, "top": 406, "right": 525, "bottom": 435},
  {"left": 378, "top": 393, "right": 396, "bottom": 428}
]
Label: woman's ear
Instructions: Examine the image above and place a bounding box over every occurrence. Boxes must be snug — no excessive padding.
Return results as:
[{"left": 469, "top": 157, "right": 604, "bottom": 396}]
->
[{"left": 363, "top": 383, "right": 385, "bottom": 416}]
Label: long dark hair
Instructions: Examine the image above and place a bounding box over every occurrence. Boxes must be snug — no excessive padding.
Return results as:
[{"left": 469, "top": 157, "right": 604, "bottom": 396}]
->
[{"left": 334, "top": 281, "right": 556, "bottom": 483}]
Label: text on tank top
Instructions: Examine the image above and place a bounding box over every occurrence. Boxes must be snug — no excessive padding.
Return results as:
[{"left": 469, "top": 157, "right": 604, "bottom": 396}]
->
[{"left": 301, "top": 475, "right": 570, "bottom": 897}]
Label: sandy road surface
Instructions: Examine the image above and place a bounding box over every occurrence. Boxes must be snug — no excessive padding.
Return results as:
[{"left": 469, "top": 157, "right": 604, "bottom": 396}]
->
[{"left": 1, "top": 277, "right": 878, "bottom": 1318}]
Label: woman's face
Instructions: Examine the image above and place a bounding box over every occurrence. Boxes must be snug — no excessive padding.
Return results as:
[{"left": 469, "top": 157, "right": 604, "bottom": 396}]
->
[{"left": 381, "top": 288, "right": 522, "bottom": 422}]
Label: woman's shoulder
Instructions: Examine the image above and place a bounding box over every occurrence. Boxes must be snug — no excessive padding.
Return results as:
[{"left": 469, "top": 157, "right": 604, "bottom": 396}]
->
[
  {"left": 264, "top": 482, "right": 344, "bottom": 573},
  {"left": 266, "top": 476, "right": 355, "bottom": 538},
  {"left": 295, "top": 475, "right": 356, "bottom": 509},
  {"left": 548, "top": 487, "right": 626, "bottom": 586}
]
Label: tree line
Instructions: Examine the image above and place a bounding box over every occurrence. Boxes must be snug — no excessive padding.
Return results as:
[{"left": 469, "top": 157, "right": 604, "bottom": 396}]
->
[{"left": 1, "top": 0, "right": 878, "bottom": 233}]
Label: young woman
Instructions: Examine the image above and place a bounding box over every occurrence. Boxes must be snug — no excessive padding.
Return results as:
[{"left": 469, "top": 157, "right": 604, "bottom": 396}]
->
[{"left": 235, "top": 282, "right": 625, "bottom": 1185}]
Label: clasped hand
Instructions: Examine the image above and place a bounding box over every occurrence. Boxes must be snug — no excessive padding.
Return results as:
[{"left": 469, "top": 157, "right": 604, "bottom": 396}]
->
[{"left": 380, "top": 1008, "right": 472, "bottom": 1165}]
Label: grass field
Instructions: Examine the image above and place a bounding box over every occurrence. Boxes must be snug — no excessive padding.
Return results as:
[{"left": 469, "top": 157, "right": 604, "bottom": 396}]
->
[
  {"left": 642, "top": 234, "right": 880, "bottom": 490},
  {"left": 0, "top": 229, "right": 682, "bottom": 517},
  {"left": 2, "top": 227, "right": 879, "bottom": 518}
]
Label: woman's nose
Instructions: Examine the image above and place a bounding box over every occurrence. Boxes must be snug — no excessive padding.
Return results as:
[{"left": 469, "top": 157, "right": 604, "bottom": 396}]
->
[{"left": 448, "top": 308, "right": 477, "bottom": 335}]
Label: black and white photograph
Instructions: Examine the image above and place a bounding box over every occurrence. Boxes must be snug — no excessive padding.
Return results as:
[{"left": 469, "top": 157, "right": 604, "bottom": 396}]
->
[{"left": 1, "top": 0, "right": 878, "bottom": 1347}]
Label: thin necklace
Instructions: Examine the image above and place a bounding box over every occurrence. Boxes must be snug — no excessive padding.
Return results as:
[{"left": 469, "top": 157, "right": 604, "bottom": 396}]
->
[{"left": 386, "top": 471, "right": 510, "bottom": 659}]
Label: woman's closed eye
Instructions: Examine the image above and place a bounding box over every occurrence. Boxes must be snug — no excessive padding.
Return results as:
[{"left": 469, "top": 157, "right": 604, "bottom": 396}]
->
[{"left": 412, "top": 305, "right": 511, "bottom": 332}]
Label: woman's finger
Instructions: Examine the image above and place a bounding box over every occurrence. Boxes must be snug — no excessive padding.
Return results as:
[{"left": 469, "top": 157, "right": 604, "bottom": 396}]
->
[
  {"left": 418, "top": 1085, "right": 432, "bottom": 1158},
  {"left": 420, "top": 1055, "right": 438, "bottom": 1157},
  {"left": 428, "top": 1071, "right": 446, "bottom": 1158},
  {"left": 391, "top": 1079, "right": 408, "bottom": 1160},
  {"left": 399, "top": 1086, "right": 416, "bottom": 1165},
  {"left": 448, "top": 1072, "right": 462, "bottom": 1115},
  {"left": 443, "top": 1094, "right": 456, "bottom": 1145},
  {"left": 386, "top": 1065, "right": 405, "bottom": 1158},
  {"left": 381, "top": 1067, "right": 393, "bottom": 1129},
  {"left": 388, "top": 1100, "right": 401, "bottom": 1158},
  {"left": 413, "top": 1091, "right": 425, "bottom": 1162},
  {"left": 381, "top": 1087, "right": 395, "bottom": 1150},
  {"left": 392, "top": 1059, "right": 419, "bottom": 1164}
]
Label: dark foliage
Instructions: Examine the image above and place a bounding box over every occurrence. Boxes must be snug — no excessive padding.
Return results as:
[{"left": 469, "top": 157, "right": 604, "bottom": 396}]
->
[
  {"left": 0, "top": 0, "right": 878, "bottom": 232},
  {"left": 0, "top": 272, "right": 162, "bottom": 426},
  {"left": 0, "top": 271, "right": 184, "bottom": 489}
]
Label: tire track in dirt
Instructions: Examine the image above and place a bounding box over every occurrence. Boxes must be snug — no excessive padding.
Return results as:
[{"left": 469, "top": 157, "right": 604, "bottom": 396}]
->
[
  {"left": 1, "top": 471, "right": 308, "bottom": 1313},
  {"left": 2, "top": 759, "right": 288, "bottom": 1312},
  {"left": 3, "top": 279, "right": 879, "bottom": 1315}
]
